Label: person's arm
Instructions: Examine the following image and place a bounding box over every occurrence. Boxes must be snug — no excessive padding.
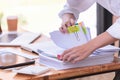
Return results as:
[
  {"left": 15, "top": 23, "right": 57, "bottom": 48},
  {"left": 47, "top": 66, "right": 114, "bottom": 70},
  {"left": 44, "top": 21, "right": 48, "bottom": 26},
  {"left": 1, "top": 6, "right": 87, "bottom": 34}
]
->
[
  {"left": 59, "top": 0, "right": 95, "bottom": 33},
  {"left": 87, "top": 32, "right": 117, "bottom": 51},
  {"left": 107, "top": 17, "right": 120, "bottom": 39},
  {"left": 61, "top": 17, "right": 120, "bottom": 63},
  {"left": 61, "top": 32, "right": 118, "bottom": 63},
  {"left": 59, "top": 0, "right": 96, "bottom": 21},
  {"left": 112, "top": 16, "right": 120, "bottom": 47},
  {"left": 60, "top": 0, "right": 120, "bottom": 63}
]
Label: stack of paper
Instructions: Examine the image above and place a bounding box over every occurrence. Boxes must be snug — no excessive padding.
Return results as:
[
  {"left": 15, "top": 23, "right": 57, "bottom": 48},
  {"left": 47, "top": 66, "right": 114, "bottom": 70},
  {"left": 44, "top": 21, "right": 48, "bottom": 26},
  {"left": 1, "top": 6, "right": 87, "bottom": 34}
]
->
[
  {"left": 38, "top": 41, "right": 120, "bottom": 70},
  {"left": 39, "top": 50, "right": 114, "bottom": 70},
  {"left": 21, "top": 22, "right": 120, "bottom": 70},
  {"left": 50, "top": 27, "right": 91, "bottom": 49},
  {"left": 21, "top": 41, "right": 120, "bottom": 70}
]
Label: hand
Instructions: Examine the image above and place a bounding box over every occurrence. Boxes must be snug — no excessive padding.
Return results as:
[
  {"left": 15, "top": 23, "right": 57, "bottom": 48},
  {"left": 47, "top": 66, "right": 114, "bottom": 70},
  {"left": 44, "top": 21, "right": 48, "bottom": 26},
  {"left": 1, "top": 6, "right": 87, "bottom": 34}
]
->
[
  {"left": 59, "top": 13, "right": 75, "bottom": 33},
  {"left": 61, "top": 43, "right": 94, "bottom": 63},
  {"left": 60, "top": 32, "right": 118, "bottom": 63}
]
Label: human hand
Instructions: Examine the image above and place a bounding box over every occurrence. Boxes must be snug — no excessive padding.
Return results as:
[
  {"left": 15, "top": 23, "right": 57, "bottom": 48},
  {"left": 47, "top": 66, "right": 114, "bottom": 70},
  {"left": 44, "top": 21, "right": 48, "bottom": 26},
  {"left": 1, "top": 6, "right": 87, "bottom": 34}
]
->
[
  {"left": 60, "top": 43, "right": 94, "bottom": 63},
  {"left": 60, "top": 31, "right": 117, "bottom": 63},
  {"left": 59, "top": 13, "right": 76, "bottom": 33}
]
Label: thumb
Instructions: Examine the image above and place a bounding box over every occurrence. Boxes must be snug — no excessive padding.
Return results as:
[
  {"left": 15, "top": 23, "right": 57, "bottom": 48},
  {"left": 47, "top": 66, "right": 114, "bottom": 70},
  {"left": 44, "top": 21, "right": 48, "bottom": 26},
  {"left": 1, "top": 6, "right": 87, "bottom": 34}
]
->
[{"left": 70, "top": 19, "right": 75, "bottom": 25}]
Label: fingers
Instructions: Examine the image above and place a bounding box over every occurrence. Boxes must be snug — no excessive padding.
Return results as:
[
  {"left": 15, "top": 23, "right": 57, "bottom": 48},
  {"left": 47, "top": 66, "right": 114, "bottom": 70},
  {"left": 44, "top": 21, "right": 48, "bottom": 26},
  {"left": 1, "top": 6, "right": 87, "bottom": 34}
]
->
[
  {"left": 60, "top": 46, "right": 90, "bottom": 63},
  {"left": 59, "top": 19, "right": 75, "bottom": 33},
  {"left": 61, "top": 51, "right": 85, "bottom": 63},
  {"left": 59, "top": 24, "right": 68, "bottom": 33},
  {"left": 62, "top": 53, "right": 82, "bottom": 63},
  {"left": 71, "top": 57, "right": 84, "bottom": 63},
  {"left": 62, "top": 50, "right": 74, "bottom": 62},
  {"left": 61, "top": 49, "right": 71, "bottom": 60},
  {"left": 71, "top": 18, "right": 75, "bottom": 25},
  {"left": 61, "top": 48, "right": 80, "bottom": 62}
]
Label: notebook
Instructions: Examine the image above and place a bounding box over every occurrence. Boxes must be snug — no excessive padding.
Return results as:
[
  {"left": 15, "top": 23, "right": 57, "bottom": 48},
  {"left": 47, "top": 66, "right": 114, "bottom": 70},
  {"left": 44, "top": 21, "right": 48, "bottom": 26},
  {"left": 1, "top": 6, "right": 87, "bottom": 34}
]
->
[{"left": 0, "top": 31, "right": 41, "bottom": 46}]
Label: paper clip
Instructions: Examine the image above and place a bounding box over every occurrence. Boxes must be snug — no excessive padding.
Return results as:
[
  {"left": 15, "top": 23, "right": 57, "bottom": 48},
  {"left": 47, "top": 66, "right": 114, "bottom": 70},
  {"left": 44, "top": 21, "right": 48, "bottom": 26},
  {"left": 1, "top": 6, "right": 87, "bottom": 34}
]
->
[
  {"left": 74, "top": 31, "right": 80, "bottom": 41},
  {"left": 67, "top": 24, "right": 80, "bottom": 41}
]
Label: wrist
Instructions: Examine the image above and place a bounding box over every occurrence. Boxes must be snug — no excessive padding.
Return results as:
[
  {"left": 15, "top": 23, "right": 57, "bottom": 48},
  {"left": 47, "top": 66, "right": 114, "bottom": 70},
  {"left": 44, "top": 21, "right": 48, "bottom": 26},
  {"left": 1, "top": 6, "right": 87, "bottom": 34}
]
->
[
  {"left": 62, "top": 13, "right": 75, "bottom": 20},
  {"left": 85, "top": 41, "right": 97, "bottom": 53},
  {"left": 86, "top": 32, "right": 118, "bottom": 52}
]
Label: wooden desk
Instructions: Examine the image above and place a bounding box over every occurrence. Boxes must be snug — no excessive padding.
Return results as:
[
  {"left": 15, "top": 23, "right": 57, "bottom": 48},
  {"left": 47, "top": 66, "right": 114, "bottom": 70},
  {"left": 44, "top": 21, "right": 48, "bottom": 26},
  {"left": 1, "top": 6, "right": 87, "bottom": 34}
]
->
[{"left": 0, "top": 35, "right": 120, "bottom": 80}]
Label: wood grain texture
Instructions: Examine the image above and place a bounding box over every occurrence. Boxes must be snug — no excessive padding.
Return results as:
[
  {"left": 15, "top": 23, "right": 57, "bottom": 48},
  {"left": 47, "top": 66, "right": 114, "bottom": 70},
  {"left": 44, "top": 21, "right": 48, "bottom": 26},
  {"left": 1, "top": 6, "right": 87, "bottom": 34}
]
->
[
  {"left": 0, "top": 35, "right": 120, "bottom": 80},
  {"left": 13, "top": 58, "right": 120, "bottom": 80}
]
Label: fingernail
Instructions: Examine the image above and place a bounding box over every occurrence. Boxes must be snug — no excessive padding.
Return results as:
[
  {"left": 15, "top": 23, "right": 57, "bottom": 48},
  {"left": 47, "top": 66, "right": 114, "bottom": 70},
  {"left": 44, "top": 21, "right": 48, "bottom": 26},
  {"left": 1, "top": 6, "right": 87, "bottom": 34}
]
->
[{"left": 57, "top": 54, "right": 62, "bottom": 60}]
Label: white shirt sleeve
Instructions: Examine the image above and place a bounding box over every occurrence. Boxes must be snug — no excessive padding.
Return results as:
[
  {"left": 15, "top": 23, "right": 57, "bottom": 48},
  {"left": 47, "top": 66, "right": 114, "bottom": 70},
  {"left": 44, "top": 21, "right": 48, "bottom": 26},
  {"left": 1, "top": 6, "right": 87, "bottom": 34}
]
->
[
  {"left": 59, "top": 0, "right": 95, "bottom": 21},
  {"left": 98, "top": 0, "right": 120, "bottom": 39},
  {"left": 97, "top": 0, "right": 120, "bottom": 16},
  {"left": 106, "top": 17, "right": 120, "bottom": 39}
]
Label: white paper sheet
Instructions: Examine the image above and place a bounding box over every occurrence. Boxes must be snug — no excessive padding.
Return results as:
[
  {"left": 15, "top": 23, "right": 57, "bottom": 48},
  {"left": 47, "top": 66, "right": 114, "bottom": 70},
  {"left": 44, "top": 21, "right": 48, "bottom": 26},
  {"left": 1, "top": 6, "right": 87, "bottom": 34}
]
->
[{"left": 50, "top": 27, "right": 89, "bottom": 49}]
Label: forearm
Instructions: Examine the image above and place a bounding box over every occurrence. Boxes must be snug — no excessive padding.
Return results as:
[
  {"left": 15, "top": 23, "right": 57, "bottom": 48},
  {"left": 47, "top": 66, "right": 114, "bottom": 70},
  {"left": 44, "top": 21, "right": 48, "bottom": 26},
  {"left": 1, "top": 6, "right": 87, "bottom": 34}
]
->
[
  {"left": 61, "top": 13, "right": 75, "bottom": 21},
  {"left": 61, "top": 32, "right": 117, "bottom": 63},
  {"left": 86, "top": 32, "right": 118, "bottom": 52}
]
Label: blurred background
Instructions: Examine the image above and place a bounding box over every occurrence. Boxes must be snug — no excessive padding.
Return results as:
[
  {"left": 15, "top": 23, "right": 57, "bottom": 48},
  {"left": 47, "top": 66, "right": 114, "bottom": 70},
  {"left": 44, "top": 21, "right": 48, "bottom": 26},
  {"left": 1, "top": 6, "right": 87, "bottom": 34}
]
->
[
  {"left": 0, "top": 1, "right": 115, "bottom": 80},
  {"left": 0, "top": 0, "right": 97, "bottom": 37}
]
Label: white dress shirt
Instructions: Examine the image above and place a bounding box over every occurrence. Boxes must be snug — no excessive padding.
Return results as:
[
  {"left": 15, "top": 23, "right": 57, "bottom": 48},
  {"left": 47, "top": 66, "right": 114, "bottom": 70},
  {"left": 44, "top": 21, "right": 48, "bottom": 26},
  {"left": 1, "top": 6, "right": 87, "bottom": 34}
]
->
[{"left": 59, "top": 0, "right": 120, "bottom": 39}]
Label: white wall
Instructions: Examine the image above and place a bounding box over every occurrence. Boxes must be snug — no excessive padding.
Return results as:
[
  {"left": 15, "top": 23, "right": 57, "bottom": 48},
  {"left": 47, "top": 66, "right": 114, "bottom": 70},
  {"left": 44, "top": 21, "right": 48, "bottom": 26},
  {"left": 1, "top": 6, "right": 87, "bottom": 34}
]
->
[{"left": 1, "top": 2, "right": 96, "bottom": 38}]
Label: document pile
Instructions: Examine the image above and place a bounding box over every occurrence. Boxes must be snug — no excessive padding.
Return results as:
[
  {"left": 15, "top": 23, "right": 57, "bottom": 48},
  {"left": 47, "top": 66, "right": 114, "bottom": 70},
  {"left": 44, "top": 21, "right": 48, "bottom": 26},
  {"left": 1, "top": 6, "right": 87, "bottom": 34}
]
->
[
  {"left": 50, "top": 22, "right": 91, "bottom": 49},
  {"left": 21, "top": 22, "right": 120, "bottom": 70}
]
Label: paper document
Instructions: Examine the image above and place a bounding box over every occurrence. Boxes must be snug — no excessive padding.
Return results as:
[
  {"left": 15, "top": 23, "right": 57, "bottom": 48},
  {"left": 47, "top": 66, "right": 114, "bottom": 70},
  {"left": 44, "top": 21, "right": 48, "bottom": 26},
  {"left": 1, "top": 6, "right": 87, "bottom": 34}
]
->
[
  {"left": 39, "top": 51, "right": 114, "bottom": 70},
  {"left": 21, "top": 41, "right": 64, "bottom": 57},
  {"left": 97, "top": 45, "right": 120, "bottom": 52},
  {"left": 50, "top": 27, "right": 90, "bottom": 49},
  {"left": 21, "top": 40, "right": 120, "bottom": 70},
  {"left": 20, "top": 21, "right": 120, "bottom": 70}
]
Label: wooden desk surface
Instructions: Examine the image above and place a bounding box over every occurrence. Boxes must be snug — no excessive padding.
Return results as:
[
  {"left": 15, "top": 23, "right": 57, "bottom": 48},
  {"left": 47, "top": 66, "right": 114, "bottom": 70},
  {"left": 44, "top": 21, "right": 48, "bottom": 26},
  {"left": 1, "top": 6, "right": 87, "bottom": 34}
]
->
[{"left": 0, "top": 35, "right": 120, "bottom": 80}]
